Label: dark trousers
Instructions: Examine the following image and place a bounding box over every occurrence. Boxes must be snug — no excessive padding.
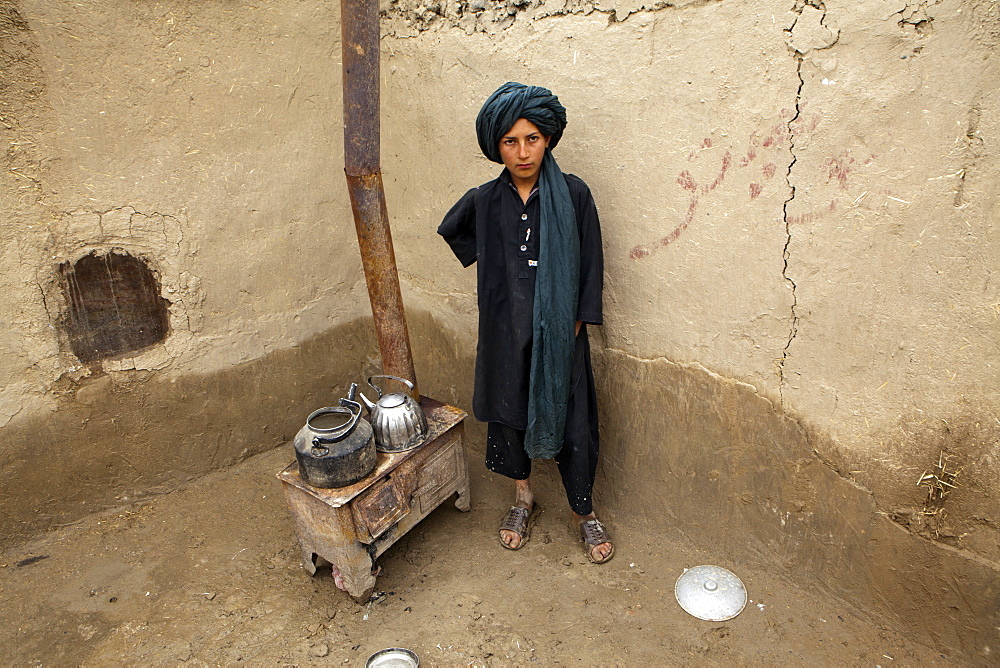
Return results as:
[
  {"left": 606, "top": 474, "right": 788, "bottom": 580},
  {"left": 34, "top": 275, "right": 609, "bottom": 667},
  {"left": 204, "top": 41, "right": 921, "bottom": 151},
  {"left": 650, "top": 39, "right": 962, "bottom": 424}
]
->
[{"left": 484, "top": 329, "right": 600, "bottom": 516}]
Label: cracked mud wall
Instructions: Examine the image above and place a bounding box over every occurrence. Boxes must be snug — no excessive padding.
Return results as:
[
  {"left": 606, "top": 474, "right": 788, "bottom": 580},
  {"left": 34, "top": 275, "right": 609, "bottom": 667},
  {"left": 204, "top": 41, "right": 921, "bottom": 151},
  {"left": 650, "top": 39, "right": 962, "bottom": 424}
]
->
[
  {"left": 780, "top": 0, "right": 1000, "bottom": 568},
  {"left": 391, "top": 0, "right": 997, "bottom": 540},
  {"left": 382, "top": 0, "right": 997, "bottom": 657}
]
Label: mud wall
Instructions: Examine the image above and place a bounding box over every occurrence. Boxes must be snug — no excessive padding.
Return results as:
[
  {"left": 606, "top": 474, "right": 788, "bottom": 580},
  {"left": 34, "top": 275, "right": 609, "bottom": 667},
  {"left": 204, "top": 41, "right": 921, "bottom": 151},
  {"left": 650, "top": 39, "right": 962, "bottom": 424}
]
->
[
  {"left": 383, "top": 0, "right": 999, "bottom": 564},
  {"left": 1, "top": 0, "right": 997, "bottom": 659},
  {"left": 0, "top": 1, "right": 376, "bottom": 535},
  {"left": 379, "top": 0, "right": 999, "bottom": 658}
]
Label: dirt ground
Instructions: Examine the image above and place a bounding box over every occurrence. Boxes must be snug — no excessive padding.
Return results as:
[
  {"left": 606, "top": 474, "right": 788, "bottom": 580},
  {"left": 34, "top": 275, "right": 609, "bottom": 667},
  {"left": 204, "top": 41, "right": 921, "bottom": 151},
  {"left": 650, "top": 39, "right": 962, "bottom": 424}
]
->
[{"left": 0, "top": 445, "right": 950, "bottom": 666}]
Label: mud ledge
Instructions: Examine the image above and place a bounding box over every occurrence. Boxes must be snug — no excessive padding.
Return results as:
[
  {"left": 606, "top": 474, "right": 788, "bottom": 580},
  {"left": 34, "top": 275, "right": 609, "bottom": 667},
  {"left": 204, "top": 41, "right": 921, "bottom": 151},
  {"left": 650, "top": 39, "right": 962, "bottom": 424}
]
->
[
  {"left": 0, "top": 318, "right": 381, "bottom": 546},
  {"left": 2, "top": 310, "right": 995, "bottom": 659},
  {"left": 592, "top": 347, "right": 998, "bottom": 660}
]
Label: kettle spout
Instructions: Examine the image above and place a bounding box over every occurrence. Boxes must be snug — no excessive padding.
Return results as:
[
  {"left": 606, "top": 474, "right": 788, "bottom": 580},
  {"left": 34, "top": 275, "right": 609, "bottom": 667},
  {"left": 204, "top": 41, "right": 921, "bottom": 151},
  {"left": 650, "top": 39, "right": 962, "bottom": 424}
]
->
[{"left": 356, "top": 391, "right": 376, "bottom": 413}]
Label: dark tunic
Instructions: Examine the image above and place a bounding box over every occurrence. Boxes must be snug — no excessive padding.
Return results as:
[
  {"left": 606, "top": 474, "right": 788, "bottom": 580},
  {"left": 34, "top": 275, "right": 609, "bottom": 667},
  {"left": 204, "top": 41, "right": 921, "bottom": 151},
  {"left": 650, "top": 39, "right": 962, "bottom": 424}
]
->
[{"left": 437, "top": 168, "right": 603, "bottom": 429}]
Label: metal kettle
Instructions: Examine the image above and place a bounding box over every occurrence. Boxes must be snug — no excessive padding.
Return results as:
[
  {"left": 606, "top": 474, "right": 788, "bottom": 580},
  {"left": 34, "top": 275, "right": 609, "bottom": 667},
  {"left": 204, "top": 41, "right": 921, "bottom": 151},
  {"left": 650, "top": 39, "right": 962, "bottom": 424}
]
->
[
  {"left": 351, "top": 375, "right": 428, "bottom": 453},
  {"left": 293, "top": 397, "right": 377, "bottom": 488}
]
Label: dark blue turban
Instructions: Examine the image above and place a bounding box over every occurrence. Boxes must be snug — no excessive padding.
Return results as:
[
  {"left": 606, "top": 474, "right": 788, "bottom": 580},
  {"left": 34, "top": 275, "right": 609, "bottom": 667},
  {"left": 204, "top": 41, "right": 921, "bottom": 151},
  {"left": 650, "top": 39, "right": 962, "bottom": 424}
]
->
[
  {"left": 476, "top": 82, "right": 579, "bottom": 459},
  {"left": 476, "top": 82, "right": 567, "bottom": 163}
]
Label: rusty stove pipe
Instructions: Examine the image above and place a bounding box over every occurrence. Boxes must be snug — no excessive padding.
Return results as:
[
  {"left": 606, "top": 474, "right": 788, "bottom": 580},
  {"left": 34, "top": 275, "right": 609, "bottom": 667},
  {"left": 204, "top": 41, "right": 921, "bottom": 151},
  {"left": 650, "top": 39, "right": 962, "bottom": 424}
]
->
[{"left": 341, "top": 0, "right": 418, "bottom": 397}]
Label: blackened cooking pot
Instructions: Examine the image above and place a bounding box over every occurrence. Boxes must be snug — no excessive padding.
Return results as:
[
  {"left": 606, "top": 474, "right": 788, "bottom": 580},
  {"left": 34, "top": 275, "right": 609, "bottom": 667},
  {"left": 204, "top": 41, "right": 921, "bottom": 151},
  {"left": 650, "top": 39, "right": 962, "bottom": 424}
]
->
[{"left": 293, "top": 398, "right": 376, "bottom": 488}]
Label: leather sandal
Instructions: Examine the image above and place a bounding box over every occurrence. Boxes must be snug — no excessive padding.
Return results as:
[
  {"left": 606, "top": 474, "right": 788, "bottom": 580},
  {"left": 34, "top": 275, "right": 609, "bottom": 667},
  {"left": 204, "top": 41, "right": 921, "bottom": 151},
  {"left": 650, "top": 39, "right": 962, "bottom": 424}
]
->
[
  {"left": 498, "top": 502, "right": 538, "bottom": 550},
  {"left": 579, "top": 518, "right": 615, "bottom": 564}
]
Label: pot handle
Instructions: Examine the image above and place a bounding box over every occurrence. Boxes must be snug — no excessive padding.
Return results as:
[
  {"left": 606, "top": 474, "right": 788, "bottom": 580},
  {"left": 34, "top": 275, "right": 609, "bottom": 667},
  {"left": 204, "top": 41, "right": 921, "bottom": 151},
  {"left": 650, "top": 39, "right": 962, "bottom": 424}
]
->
[
  {"left": 367, "top": 374, "right": 415, "bottom": 397},
  {"left": 310, "top": 399, "right": 362, "bottom": 446}
]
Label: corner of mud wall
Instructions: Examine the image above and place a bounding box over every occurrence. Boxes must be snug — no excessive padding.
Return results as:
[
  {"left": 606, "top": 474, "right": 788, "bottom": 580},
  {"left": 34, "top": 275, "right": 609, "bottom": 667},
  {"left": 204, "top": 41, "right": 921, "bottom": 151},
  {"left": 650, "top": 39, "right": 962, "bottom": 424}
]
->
[
  {"left": 592, "top": 348, "right": 998, "bottom": 658},
  {"left": 0, "top": 3, "right": 385, "bottom": 542},
  {"left": 405, "top": 308, "right": 481, "bottom": 432},
  {"left": 379, "top": 0, "right": 1000, "bottom": 660}
]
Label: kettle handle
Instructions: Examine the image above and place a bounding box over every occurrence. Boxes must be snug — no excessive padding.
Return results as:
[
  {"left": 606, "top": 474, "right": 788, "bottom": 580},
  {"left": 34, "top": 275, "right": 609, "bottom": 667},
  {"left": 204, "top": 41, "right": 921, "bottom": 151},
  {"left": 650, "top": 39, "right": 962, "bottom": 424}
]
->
[
  {"left": 310, "top": 399, "right": 362, "bottom": 446},
  {"left": 367, "top": 375, "right": 415, "bottom": 397}
]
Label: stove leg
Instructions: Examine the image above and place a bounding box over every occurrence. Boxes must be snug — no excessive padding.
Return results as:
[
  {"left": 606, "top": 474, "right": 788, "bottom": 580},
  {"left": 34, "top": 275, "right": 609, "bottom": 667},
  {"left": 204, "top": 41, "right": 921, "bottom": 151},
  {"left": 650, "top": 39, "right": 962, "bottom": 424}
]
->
[
  {"left": 350, "top": 584, "right": 376, "bottom": 605},
  {"left": 454, "top": 446, "right": 471, "bottom": 512},
  {"left": 328, "top": 541, "right": 378, "bottom": 603},
  {"left": 300, "top": 547, "right": 319, "bottom": 576},
  {"left": 455, "top": 485, "right": 471, "bottom": 512}
]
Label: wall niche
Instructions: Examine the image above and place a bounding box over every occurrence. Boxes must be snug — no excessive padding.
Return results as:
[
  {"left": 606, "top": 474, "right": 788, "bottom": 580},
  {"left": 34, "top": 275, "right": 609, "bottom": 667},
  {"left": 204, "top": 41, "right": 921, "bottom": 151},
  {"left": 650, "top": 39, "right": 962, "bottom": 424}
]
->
[{"left": 59, "top": 251, "right": 170, "bottom": 363}]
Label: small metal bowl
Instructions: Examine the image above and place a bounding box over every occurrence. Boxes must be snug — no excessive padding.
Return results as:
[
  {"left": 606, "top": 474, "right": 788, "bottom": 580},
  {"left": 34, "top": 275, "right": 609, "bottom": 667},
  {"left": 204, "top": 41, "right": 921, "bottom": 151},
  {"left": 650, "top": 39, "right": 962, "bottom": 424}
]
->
[{"left": 365, "top": 647, "right": 419, "bottom": 668}]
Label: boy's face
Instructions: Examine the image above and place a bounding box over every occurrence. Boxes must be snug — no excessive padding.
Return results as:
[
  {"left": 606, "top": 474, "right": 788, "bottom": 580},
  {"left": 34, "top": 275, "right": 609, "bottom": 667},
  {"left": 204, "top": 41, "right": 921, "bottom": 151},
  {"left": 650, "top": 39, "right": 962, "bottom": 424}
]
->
[{"left": 499, "top": 118, "right": 551, "bottom": 187}]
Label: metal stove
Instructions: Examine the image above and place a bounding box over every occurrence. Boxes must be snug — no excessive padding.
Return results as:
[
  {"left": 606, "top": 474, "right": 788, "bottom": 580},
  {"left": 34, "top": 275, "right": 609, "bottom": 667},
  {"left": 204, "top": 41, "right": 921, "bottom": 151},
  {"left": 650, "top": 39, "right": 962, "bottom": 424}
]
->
[{"left": 278, "top": 397, "right": 468, "bottom": 602}]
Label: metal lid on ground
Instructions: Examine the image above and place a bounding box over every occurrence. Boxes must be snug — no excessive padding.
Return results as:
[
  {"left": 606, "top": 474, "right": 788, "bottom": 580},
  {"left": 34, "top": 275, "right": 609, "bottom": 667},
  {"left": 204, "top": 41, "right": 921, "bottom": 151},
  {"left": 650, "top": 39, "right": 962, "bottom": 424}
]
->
[
  {"left": 674, "top": 565, "right": 747, "bottom": 621},
  {"left": 366, "top": 647, "right": 419, "bottom": 667}
]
